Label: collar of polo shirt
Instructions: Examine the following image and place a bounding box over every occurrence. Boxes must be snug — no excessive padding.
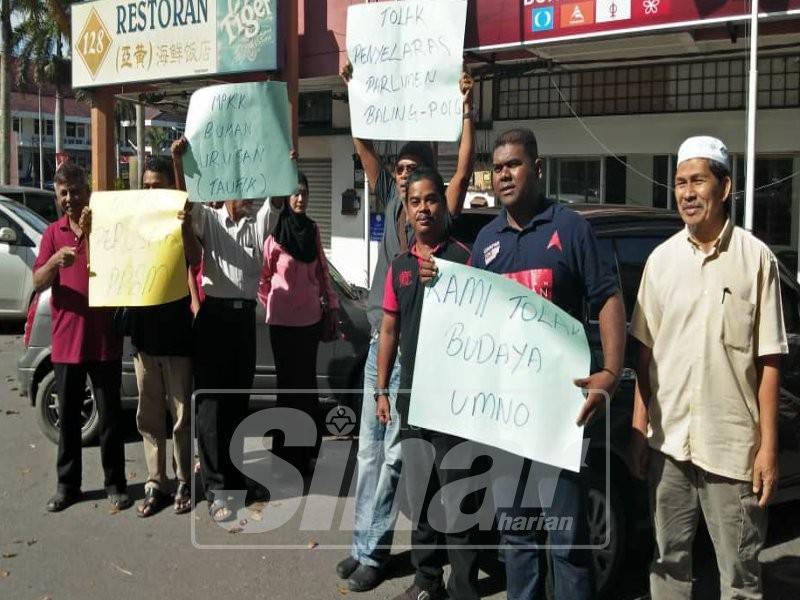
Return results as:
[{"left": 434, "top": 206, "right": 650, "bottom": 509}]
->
[
  {"left": 497, "top": 196, "right": 556, "bottom": 233},
  {"left": 686, "top": 218, "right": 733, "bottom": 256}
]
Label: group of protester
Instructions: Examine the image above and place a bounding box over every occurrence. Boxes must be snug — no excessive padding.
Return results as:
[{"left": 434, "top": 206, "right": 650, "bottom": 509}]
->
[
  {"left": 332, "top": 63, "right": 784, "bottom": 600},
  {"left": 33, "top": 59, "right": 786, "bottom": 600},
  {"left": 34, "top": 142, "right": 338, "bottom": 523}
]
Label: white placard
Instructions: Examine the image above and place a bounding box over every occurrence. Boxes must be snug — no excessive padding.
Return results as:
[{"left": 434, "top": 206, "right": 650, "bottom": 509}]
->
[
  {"left": 409, "top": 260, "right": 590, "bottom": 473},
  {"left": 345, "top": 0, "right": 468, "bottom": 142}
]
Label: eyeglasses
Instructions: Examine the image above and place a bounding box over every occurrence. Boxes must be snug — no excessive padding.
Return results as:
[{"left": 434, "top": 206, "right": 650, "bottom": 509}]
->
[{"left": 395, "top": 163, "right": 418, "bottom": 175}]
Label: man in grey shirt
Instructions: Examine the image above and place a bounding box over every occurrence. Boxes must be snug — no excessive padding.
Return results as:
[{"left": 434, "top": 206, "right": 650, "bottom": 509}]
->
[{"left": 337, "top": 63, "right": 476, "bottom": 593}]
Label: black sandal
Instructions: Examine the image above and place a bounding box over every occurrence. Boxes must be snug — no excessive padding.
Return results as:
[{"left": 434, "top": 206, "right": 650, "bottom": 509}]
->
[
  {"left": 137, "top": 488, "right": 169, "bottom": 518},
  {"left": 174, "top": 482, "right": 192, "bottom": 515}
]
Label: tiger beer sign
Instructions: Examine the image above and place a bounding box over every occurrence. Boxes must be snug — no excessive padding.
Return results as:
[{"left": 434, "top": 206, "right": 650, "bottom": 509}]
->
[{"left": 71, "top": 0, "right": 279, "bottom": 88}]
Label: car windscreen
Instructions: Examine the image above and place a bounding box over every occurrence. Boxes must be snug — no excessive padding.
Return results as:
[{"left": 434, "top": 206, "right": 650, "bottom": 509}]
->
[
  {"left": 25, "top": 193, "right": 59, "bottom": 222},
  {"left": 327, "top": 261, "right": 358, "bottom": 300},
  {"left": 0, "top": 200, "right": 49, "bottom": 234}
]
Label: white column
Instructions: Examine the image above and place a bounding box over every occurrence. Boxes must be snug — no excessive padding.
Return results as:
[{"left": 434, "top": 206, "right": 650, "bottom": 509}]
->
[{"left": 744, "top": 0, "right": 760, "bottom": 232}]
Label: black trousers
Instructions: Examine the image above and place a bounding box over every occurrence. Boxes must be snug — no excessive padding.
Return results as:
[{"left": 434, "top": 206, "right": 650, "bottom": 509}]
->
[
  {"left": 53, "top": 360, "right": 126, "bottom": 494},
  {"left": 193, "top": 300, "right": 256, "bottom": 502},
  {"left": 401, "top": 428, "right": 480, "bottom": 600},
  {"left": 269, "top": 321, "right": 321, "bottom": 468}
]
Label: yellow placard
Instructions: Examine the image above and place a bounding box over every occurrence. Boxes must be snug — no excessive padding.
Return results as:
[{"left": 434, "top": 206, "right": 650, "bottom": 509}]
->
[{"left": 88, "top": 190, "right": 188, "bottom": 307}]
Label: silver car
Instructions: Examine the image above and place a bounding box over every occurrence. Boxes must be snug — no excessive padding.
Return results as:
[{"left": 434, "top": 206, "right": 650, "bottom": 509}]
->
[{"left": 0, "top": 199, "right": 47, "bottom": 320}]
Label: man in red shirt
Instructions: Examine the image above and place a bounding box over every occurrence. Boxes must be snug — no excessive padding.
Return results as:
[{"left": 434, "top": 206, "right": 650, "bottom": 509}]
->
[{"left": 33, "top": 162, "right": 131, "bottom": 512}]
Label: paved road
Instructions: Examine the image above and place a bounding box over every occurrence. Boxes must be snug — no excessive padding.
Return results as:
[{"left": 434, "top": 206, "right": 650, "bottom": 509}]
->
[{"left": 0, "top": 324, "right": 797, "bottom": 600}]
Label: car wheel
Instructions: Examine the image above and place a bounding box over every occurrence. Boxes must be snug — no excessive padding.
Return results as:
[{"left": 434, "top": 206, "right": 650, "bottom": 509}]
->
[
  {"left": 35, "top": 370, "right": 100, "bottom": 446},
  {"left": 587, "top": 475, "right": 626, "bottom": 598}
]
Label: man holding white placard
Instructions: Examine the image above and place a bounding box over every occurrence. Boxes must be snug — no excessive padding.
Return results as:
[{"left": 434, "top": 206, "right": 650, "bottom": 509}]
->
[
  {"left": 438, "top": 128, "right": 626, "bottom": 599},
  {"left": 336, "top": 57, "right": 475, "bottom": 592}
]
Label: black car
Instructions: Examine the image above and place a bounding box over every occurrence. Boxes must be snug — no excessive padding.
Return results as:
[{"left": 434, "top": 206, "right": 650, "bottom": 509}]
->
[
  {"left": 0, "top": 185, "right": 59, "bottom": 222},
  {"left": 17, "top": 204, "right": 800, "bottom": 598}
]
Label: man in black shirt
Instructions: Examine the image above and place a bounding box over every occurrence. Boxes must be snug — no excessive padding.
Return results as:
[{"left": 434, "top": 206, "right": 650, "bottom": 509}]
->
[
  {"left": 376, "top": 167, "right": 478, "bottom": 600},
  {"left": 131, "top": 156, "right": 195, "bottom": 517},
  {"left": 336, "top": 62, "right": 475, "bottom": 592}
]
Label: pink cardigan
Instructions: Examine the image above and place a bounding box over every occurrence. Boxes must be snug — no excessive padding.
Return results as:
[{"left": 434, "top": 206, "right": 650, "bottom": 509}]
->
[{"left": 257, "top": 226, "right": 340, "bottom": 327}]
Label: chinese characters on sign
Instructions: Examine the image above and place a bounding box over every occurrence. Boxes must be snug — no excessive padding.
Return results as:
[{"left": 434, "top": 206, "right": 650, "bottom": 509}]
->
[{"left": 72, "top": 0, "right": 278, "bottom": 88}]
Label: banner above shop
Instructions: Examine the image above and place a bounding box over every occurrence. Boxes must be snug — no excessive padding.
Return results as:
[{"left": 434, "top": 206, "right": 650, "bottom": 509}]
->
[
  {"left": 71, "top": 0, "right": 278, "bottom": 88},
  {"left": 466, "top": 0, "right": 800, "bottom": 50}
]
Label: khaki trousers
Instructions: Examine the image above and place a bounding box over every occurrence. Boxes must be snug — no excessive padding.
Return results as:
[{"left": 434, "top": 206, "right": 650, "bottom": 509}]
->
[
  {"left": 133, "top": 352, "right": 192, "bottom": 490},
  {"left": 648, "top": 450, "right": 767, "bottom": 600}
]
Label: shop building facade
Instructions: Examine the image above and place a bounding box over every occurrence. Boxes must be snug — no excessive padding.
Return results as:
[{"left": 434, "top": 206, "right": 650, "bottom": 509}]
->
[{"left": 293, "top": 0, "right": 800, "bottom": 287}]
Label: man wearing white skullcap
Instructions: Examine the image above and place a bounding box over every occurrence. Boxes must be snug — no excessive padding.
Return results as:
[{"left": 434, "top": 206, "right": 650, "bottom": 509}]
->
[{"left": 629, "top": 136, "right": 787, "bottom": 599}]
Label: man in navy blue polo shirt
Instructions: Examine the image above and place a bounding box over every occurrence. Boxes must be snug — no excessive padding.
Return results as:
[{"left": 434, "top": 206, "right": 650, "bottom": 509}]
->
[{"left": 470, "top": 128, "right": 625, "bottom": 599}]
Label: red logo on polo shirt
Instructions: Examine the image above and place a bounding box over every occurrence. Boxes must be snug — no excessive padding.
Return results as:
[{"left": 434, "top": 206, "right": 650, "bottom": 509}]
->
[
  {"left": 398, "top": 270, "right": 413, "bottom": 287},
  {"left": 547, "top": 230, "right": 563, "bottom": 252},
  {"left": 506, "top": 269, "right": 554, "bottom": 301}
]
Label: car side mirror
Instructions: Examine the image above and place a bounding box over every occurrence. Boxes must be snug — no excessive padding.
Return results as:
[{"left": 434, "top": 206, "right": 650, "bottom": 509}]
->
[{"left": 0, "top": 227, "right": 18, "bottom": 244}]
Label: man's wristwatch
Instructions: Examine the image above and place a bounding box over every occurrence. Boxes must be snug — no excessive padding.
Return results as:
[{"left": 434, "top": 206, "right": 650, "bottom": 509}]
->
[{"left": 373, "top": 388, "right": 390, "bottom": 401}]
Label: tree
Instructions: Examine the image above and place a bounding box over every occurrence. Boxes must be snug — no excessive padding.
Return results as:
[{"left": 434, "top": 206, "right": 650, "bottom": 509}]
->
[
  {"left": 15, "top": 0, "right": 71, "bottom": 161},
  {"left": 0, "top": 0, "right": 11, "bottom": 184},
  {"left": 145, "top": 126, "right": 170, "bottom": 155}
]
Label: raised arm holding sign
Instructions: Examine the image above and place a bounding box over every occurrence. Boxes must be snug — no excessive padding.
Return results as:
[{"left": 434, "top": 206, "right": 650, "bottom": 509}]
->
[{"left": 337, "top": 3, "right": 476, "bottom": 589}]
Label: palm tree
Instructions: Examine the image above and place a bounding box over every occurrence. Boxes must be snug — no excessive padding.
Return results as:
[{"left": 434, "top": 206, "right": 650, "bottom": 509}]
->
[
  {"left": 15, "top": 0, "right": 71, "bottom": 159},
  {"left": 0, "top": 0, "right": 11, "bottom": 184}
]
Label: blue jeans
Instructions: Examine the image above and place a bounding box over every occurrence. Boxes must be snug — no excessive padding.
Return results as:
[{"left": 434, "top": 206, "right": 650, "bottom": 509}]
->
[
  {"left": 350, "top": 332, "right": 402, "bottom": 568},
  {"left": 493, "top": 459, "right": 594, "bottom": 600}
]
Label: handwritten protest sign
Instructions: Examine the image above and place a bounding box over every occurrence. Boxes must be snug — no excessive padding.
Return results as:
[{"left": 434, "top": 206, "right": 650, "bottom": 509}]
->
[
  {"left": 183, "top": 81, "right": 297, "bottom": 202},
  {"left": 346, "top": 0, "right": 467, "bottom": 141},
  {"left": 88, "top": 190, "right": 189, "bottom": 307},
  {"left": 408, "top": 260, "right": 591, "bottom": 472}
]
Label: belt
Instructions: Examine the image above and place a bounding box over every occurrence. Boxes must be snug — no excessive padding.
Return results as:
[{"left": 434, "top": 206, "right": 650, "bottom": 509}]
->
[{"left": 204, "top": 296, "right": 256, "bottom": 310}]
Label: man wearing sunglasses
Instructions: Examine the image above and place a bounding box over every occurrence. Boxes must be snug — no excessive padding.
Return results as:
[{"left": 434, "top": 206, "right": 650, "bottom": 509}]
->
[{"left": 336, "top": 62, "right": 476, "bottom": 592}]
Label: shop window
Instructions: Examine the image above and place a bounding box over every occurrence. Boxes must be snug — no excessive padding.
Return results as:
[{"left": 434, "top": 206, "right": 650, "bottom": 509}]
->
[
  {"left": 299, "top": 92, "right": 332, "bottom": 132},
  {"left": 734, "top": 156, "right": 794, "bottom": 246},
  {"left": 605, "top": 156, "right": 627, "bottom": 204},
  {"left": 652, "top": 155, "right": 676, "bottom": 209},
  {"left": 754, "top": 158, "right": 793, "bottom": 247},
  {"left": 65, "top": 122, "right": 88, "bottom": 141},
  {"left": 549, "top": 158, "right": 601, "bottom": 204},
  {"left": 494, "top": 53, "right": 799, "bottom": 120}
]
